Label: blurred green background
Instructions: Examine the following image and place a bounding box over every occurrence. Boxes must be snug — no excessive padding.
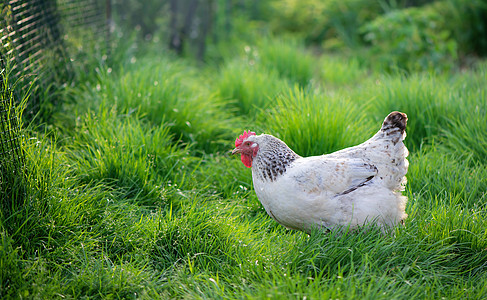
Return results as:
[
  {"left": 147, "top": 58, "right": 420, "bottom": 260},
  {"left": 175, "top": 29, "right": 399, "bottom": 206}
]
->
[{"left": 112, "top": 0, "right": 487, "bottom": 72}]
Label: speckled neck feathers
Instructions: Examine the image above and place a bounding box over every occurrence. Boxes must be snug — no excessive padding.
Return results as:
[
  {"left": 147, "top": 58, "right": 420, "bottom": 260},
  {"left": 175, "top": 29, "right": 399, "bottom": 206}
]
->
[{"left": 253, "top": 135, "right": 300, "bottom": 182}]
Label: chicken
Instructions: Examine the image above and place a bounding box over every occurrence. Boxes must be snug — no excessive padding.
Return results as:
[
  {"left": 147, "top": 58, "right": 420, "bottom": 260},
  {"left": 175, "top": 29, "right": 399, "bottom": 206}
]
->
[{"left": 232, "top": 111, "right": 409, "bottom": 232}]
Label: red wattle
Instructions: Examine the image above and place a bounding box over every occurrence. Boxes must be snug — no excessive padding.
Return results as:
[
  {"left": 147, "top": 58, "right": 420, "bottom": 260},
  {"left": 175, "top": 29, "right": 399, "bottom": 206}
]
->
[{"left": 241, "top": 154, "right": 252, "bottom": 168}]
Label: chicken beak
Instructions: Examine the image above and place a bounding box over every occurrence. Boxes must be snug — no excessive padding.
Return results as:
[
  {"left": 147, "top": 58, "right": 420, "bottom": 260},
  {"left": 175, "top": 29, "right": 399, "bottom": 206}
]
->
[{"left": 231, "top": 147, "right": 241, "bottom": 155}]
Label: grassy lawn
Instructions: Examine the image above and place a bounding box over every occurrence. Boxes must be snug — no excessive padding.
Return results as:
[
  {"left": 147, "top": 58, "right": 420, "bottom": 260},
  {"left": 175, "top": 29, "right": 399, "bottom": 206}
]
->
[{"left": 1, "top": 37, "right": 487, "bottom": 299}]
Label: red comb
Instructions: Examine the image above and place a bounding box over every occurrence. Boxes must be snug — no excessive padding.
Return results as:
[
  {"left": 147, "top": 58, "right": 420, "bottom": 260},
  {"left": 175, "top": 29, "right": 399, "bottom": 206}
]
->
[{"left": 235, "top": 130, "right": 256, "bottom": 147}]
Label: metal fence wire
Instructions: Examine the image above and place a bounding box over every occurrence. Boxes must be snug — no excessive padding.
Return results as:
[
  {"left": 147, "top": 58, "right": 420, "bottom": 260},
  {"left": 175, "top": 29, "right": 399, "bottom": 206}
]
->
[
  {"left": 1, "top": 0, "right": 110, "bottom": 103},
  {"left": 0, "top": 0, "right": 110, "bottom": 198},
  {"left": 0, "top": 71, "right": 25, "bottom": 205},
  {"left": 1, "top": 0, "right": 109, "bottom": 66},
  {"left": 0, "top": 70, "right": 24, "bottom": 163},
  {"left": 2, "top": 1, "right": 63, "bottom": 79}
]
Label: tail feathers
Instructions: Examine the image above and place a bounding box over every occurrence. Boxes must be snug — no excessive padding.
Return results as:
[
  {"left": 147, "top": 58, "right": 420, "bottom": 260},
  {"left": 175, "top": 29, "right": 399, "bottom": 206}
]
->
[
  {"left": 370, "top": 111, "right": 409, "bottom": 191},
  {"left": 381, "top": 111, "right": 407, "bottom": 136}
]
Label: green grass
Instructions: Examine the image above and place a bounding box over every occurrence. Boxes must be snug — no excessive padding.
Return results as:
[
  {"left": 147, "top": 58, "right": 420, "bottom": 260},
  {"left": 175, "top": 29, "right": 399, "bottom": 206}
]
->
[
  {"left": 1, "top": 37, "right": 487, "bottom": 299},
  {"left": 319, "top": 55, "right": 372, "bottom": 88},
  {"left": 260, "top": 85, "right": 375, "bottom": 156},
  {"left": 215, "top": 58, "right": 290, "bottom": 116},
  {"left": 256, "top": 38, "right": 316, "bottom": 87},
  {"left": 72, "top": 56, "right": 235, "bottom": 153}
]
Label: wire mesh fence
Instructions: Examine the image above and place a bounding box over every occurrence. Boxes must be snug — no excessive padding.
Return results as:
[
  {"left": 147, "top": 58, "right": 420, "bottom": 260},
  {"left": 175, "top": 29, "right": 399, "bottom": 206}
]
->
[
  {"left": 2, "top": 1, "right": 62, "bottom": 79},
  {"left": 1, "top": 0, "right": 111, "bottom": 112},
  {"left": 0, "top": 78, "right": 23, "bottom": 168},
  {"left": 0, "top": 0, "right": 111, "bottom": 202},
  {"left": 0, "top": 69, "right": 25, "bottom": 209}
]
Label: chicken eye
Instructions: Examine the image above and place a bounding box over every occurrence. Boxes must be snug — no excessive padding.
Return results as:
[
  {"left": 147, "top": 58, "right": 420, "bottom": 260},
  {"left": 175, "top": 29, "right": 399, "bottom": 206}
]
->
[{"left": 245, "top": 142, "right": 251, "bottom": 146}]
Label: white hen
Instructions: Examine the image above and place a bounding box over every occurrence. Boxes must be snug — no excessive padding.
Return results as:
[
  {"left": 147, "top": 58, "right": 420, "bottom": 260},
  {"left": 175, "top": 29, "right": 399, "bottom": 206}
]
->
[{"left": 232, "top": 111, "right": 409, "bottom": 232}]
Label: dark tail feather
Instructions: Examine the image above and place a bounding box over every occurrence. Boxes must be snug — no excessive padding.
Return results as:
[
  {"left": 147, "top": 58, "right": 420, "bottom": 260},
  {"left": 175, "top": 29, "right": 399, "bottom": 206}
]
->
[{"left": 381, "top": 111, "right": 407, "bottom": 135}]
